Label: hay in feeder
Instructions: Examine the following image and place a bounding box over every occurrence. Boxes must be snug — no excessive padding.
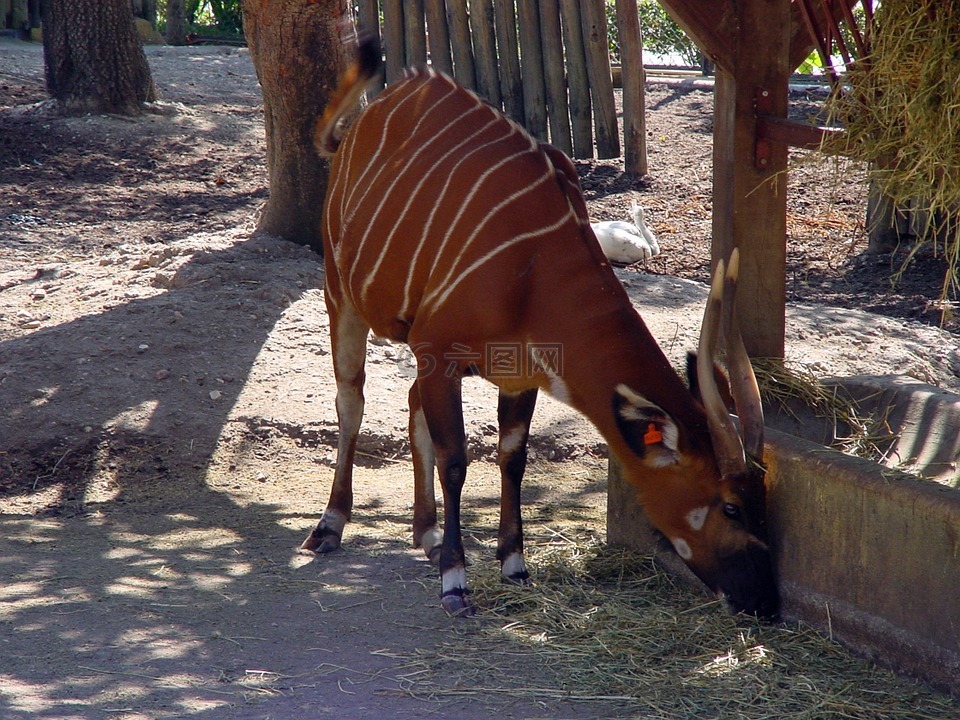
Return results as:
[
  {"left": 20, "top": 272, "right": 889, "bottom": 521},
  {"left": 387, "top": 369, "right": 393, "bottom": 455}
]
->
[
  {"left": 825, "top": 0, "right": 960, "bottom": 285},
  {"left": 753, "top": 359, "right": 896, "bottom": 461},
  {"left": 399, "top": 525, "right": 956, "bottom": 719}
]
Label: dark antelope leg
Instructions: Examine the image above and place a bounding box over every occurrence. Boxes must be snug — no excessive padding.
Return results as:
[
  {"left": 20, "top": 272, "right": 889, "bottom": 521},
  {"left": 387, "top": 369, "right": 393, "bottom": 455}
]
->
[
  {"left": 408, "top": 380, "right": 441, "bottom": 564},
  {"left": 495, "top": 388, "right": 538, "bottom": 583},
  {"left": 301, "top": 300, "right": 368, "bottom": 553},
  {"left": 415, "top": 369, "right": 473, "bottom": 616}
]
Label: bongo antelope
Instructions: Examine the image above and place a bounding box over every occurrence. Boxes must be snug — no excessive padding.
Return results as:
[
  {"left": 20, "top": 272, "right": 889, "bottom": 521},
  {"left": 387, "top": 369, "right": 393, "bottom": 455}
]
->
[{"left": 302, "top": 35, "right": 779, "bottom": 619}]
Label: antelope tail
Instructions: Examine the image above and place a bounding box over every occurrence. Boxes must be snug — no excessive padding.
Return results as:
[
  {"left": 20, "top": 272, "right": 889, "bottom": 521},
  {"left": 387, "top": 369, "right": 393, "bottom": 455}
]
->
[{"left": 313, "top": 33, "right": 383, "bottom": 157}]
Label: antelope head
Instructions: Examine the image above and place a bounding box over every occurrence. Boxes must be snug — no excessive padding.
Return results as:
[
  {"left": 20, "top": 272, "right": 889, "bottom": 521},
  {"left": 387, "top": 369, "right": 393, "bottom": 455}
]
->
[{"left": 613, "top": 249, "right": 779, "bottom": 619}]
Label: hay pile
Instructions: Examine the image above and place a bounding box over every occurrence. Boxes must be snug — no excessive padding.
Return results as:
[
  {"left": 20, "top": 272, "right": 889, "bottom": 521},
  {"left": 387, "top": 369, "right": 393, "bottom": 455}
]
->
[
  {"left": 400, "top": 525, "right": 956, "bottom": 719},
  {"left": 826, "top": 1, "right": 960, "bottom": 276},
  {"left": 753, "top": 359, "right": 895, "bottom": 462}
]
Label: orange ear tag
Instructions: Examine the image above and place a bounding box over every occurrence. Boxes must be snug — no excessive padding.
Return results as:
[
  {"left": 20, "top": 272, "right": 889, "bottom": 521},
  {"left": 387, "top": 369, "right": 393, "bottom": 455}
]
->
[{"left": 643, "top": 423, "right": 663, "bottom": 445}]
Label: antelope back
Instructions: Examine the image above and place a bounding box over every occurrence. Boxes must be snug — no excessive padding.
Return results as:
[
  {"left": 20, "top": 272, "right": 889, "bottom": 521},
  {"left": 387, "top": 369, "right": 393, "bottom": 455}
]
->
[{"left": 321, "top": 68, "right": 602, "bottom": 343}]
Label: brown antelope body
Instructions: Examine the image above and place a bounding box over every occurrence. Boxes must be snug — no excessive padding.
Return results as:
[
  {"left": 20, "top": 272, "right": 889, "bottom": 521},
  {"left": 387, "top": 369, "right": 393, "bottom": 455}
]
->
[{"left": 302, "top": 36, "right": 779, "bottom": 619}]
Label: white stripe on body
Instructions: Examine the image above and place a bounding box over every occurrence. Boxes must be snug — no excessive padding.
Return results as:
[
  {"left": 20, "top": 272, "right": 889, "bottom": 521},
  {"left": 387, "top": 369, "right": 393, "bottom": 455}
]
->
[
  {"left": 331, "top": 78, "right": 446, "bottom": 266},
  {"left": 357, "top": 102, "right": 503, "bottom": 306},
  {"left": 424, "top": 208, "right": 575, "bottom": 316},
  {"left": 398, "top": 120, "right": 519, "bottom": 317},
  {"left": 422, "top": 136, "right": 537, "bottom": 283},
  {"left": 421, "top": 168, "right": 559, "bottom": 311},
  {"left": 342, "top": 82, "right": 461, "bottom": 284}
]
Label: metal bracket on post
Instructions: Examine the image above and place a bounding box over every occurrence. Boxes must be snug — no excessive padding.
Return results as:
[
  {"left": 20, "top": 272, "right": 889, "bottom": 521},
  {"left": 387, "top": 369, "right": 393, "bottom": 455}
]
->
[{"left": 754, "top": 87, "right": 773, "bottom": 170}]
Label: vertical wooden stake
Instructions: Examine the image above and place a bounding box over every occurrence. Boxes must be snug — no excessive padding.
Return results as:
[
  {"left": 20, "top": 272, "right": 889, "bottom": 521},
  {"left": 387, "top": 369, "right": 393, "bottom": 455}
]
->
[{"left": 616, "top": 0, "right": 647, "bottom": 176}]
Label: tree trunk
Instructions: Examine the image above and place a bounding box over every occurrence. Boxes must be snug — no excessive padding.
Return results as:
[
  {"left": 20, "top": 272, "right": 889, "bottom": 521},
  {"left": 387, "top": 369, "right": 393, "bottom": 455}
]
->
[
  {"left": 42, "top": 0, "right": 157, "bottom": 115},
  {"left": 242, "top": 0, "right": 355, "bottom": 253},
  {"left": 166, "top": 0, "right": 188, "bottom": 46}
]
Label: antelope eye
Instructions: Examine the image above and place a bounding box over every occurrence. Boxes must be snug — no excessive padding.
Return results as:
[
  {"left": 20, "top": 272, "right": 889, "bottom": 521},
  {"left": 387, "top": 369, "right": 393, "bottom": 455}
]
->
[{"left": 722, "top": 503, "right": 742, "bottom": 521}]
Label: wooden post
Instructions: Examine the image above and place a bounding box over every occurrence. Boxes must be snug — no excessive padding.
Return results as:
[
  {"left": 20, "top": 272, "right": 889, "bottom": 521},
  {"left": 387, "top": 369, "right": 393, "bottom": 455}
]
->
[
  {"left": 539, "top": 0, "right": 573, "bottom": 155},
  {"left": 580, "top": 0, "right": 620, "bottom": 159},
  {"left": 711, "top": 0, "right": 791, "bottom": 358},
  {"left": 517, "top": 0, "right": 548, "bottom": 140},
  {"left": 381, "top": 0, "right": 406, "bottom": 84},
  {"left": 615, "top": 0, "right": 647, "bottom": 176},
  {"left": 494, "top": 0, "right": 525, "bottom": 124},
  {"left": 424, "top": 0, "right": 453, "bottom": 75},
  {"left": 404, "top": 0, "right": 427, "bottom": 68},
  {"left": 558, "top": 0, "right": 593, "bottom": 158},
  {"left": 11, "top": 0, "right": 28, "bottom": 32},
  {"left": 447, "top": 0, "right": 477, "bottom": 90},
  {"left": 470, "top": 0, "right": 502, "bottom": 108},
  {"left": 356, "top": 0, "right": 384, "bottom": 96}
]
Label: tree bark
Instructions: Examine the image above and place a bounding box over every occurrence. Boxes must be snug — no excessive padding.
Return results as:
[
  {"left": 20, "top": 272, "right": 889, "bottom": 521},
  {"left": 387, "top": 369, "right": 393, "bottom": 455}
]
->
[
  {"left": 42, "top": 0, "right": 157, "bottom": 115},
  {"left": 166, "top": 0, "right": 188, "bottom": 46},
  {"left": 242, "top": 0, "right": 354, "bottom": 253}
]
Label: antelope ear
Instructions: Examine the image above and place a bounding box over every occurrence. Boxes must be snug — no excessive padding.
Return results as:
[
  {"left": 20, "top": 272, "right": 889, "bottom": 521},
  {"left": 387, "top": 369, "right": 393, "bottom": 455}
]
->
[
  {"left": 686, "top": 352, "right": 735, "bottom": 411},
  {"left": 612, "top": 384, "right": 680, "bottom": 467}
]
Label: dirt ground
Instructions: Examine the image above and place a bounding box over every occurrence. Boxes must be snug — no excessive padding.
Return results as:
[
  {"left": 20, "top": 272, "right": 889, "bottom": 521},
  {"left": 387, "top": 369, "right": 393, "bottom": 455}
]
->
[{"left": 1, "top": 38, "right": 959, "bottom": 719}]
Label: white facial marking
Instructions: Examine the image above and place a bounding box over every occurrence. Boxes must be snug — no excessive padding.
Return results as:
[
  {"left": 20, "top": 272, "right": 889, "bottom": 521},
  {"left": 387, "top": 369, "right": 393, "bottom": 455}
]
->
[
  {"left": 686, "top": 506, "right": 709, "bottom": 532},
  {"left": 671, "top": 537, "right": 693, "bottom": 561},
  {"left": 500, "top": 552, "right": 527, "bottom": 579}
]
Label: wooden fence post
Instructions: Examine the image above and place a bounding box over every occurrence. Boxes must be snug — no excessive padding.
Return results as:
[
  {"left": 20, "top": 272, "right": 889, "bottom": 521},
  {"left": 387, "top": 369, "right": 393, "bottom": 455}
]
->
[
  {"left": 580, "top": 0, "right": 620, "bottom": 158},
  {"left": 494, "top": 0, "right": 525, "bottom": 123},
  {"left": 381, "top": 0, "right": 406, "bottom": 84},
  {"left": 447, "top": 0, "right": 477, "bottom": 90},
  {"left": 517, "top": 0, "right": 548, "bottom": 140},
  {"left": 616, "top": 0, "right": 647, "bottom": 176},
  {"left": 424, "top": 0, "right": 453, "bottom": 75},
  {"left": 539, "top": 0, "right": 573, "bottom": 154},
  {"left": 471, "top": 0, "right": 503, "bottom": 108},
  {"left": 404, "top": 0, "right": 427, "bottom": 67},
  {"left": 558, "top": 0, "right": 593, "bottom": 158}
]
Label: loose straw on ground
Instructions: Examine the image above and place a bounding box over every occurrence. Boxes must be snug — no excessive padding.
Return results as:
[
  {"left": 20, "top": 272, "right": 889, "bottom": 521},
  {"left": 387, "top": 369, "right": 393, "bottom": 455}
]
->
[{"left": 397, "top": 525, "right": 955, "bottom": 719}]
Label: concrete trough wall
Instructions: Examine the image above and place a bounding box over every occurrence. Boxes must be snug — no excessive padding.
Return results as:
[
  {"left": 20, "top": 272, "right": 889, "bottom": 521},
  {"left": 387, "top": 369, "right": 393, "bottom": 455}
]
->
[{"left": 608, "top": 407, "right": 960, "bottom": 696}]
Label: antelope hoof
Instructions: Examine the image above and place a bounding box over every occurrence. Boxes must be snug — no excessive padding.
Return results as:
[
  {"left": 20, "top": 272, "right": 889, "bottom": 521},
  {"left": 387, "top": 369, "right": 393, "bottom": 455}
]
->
[
  {"left": 441, "top": 590, "right": 476, "bottom": 617},
  {"left": 425, "top": 545, "right": 442, "bottom": 567},
  {"left": 300, "top": 529, "right": 342, "bottom": 554},
  {"left": 504, "top": 571, "right": 532, "bottom": 586}
]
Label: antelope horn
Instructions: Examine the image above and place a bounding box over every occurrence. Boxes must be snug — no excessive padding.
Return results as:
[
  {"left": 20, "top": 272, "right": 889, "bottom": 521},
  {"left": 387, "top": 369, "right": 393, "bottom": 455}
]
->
[
  {"left": 721, "top": 249, "right": 765, "bottom": 460},
  {"left": 697, "top": 257, "right": 747, "bottom": 477}
]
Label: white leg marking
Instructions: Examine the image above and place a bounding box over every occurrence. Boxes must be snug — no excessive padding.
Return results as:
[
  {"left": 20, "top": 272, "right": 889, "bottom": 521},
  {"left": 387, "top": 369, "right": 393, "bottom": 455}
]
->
[
  {"left": 500, "top": 552, "right": 528, "bottom": 580},
  {"left": 319, "top": 508, "right": 348, "bottom": 536},
  {"left": 499, "top": 426, "right": 526, "bottom": 455},
  {"left": 412, "top": 407, "right": 436, "bottom": 471},
  {"left": 671, "top": 537, "right": 693, "bottom": 561},
  {"left": 686, "top": 506, "right": 709, "bottom": 532},
  {"left": 441, "top": 566, "right": 469, "bottom": 596},
  {"left": 421, "top": 527, "right": 442, "bottom": 557},
  {"left": 546, "top": 372, "right": 573, "bottom": 407}
]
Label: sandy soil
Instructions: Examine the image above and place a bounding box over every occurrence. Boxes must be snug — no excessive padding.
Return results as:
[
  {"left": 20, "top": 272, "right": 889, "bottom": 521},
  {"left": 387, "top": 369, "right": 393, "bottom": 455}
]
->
[{"left": 1, "top": 38, "right": 958, "bottom": 719}]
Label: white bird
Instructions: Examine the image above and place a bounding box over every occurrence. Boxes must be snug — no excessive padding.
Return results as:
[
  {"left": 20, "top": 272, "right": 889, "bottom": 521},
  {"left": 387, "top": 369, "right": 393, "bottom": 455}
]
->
[{"left": 590, "top": 200, "right": 660, "bottom": 264}]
